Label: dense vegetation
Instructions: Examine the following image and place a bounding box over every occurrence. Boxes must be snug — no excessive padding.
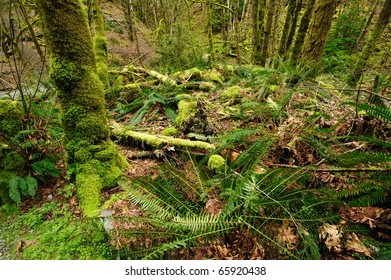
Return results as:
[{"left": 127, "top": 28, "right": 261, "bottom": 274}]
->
[{"left": 0, "top": 0, "right": 390, "bottom": 260}]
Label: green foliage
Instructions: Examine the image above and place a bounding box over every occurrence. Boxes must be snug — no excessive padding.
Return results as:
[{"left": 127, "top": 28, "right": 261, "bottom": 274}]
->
[
  {"left": 343, "top": 102, "right": 391, "bottom": 122},
  {"left": 8, "top": 176, "right": 38, "bottom": 204},
  {"left": 153, "top": 23, "right": 205, "bottom": 71},
  {"left": 0, "top": 201, "right": 114, "bottom": 260}
]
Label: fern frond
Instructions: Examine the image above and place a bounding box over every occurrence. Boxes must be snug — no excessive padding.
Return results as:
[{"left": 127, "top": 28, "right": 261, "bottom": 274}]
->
[
  {"left": 8, "top": 176, "right": 21, "bottom": 204},
  {"left": 337, "top": 151, "right": 391, "bottom": 167},
  {"left": 343, "top": 102, "right": 391, "bottom": 122}
]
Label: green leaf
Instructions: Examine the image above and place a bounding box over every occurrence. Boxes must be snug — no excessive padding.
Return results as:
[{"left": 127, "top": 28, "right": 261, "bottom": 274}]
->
[
  {"left": 8, "top": 176, "right": 22, "bottom": 204},
  {"left": 25, "top": 176, "right": 38, "bottom": 197}
]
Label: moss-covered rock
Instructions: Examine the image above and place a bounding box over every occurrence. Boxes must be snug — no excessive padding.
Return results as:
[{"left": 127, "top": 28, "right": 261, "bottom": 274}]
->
[
  {"left": 175, "top": 99, "right": 198, "bottom": 129},
  {"left": 221, "top": 85, "right": 241, "bottom": 101},
  {"left": 208, "top": 155, "right": 226, "bottom": 170},
  {"left": 0, "top": 100, "right": 22, "bottom": 139},
  {"left": 202, "top": 69, "right": 224, "bottom": 85}
]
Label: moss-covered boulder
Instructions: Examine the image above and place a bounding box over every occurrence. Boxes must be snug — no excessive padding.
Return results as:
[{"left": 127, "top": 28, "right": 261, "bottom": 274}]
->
[
  {"left": 175, "top": 99, "right": 198, "bottom": 129},
  {"left": 202, "top": 69, "right": 224, "bottom": 85},
  {"left": 221, "top": 85, "right": 241, "bottom": 102},
  {"left": 0, "top": 100, "right": 22, "bottom": 139},
  {"left": 208, "top": 155, "right": 226, "bottom": 170}
]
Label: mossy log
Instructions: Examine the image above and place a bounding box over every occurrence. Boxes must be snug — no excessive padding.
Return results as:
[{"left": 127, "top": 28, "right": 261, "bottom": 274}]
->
[{"left": 110, "top": 122, "right": 215, "bottom": 154}]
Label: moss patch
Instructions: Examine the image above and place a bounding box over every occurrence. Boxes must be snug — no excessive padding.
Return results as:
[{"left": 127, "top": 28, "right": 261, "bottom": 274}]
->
[
  {"left": 175, "top": 100, "right": 197, "bottom": 128},
  {"left": 0, "top": 100, "right": 22, "bottom": 138},
  {"left": 208, "top": 155, "right": 226, "bottom": 170}
]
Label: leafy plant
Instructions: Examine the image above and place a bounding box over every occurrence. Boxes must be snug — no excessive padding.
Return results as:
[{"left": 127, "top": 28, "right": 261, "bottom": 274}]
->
[{"left": 8, "top": 176, "right": 38, "bottom": 204}]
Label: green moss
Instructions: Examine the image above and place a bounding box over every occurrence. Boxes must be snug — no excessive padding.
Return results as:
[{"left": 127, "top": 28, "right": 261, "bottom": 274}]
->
[
  {"left": 175, "top": 100, "right": 197, "bottom": 128},
  {"left": 208, "top": 155, "right": 226, "bottom": 170},
  {"left": 1, "top": 152, "right": 26, "bottom": 171},
  {"left": 0, "top": 100, "right": 22, "bottom": 138},
  {"left": 199, "top": 81, "right": 216, "bottom": 91},
  {"left": 0, "top": 142, "right": 9, "bottom": 157},
  {"left": 172, "top": 67, "right": 202, "bottom": 81},
  {"left": 162, "top": 127, "right": 179, "bottom": 136},
  {"left": 50, "top": 58, "right": 84, "bottom": 91},
  {"left": 202, "top": 69, "right": 224, "bottom": 85},
  {"left": 116, "top": 128, "right": 216, "bottom": 152},
  {"left": 221, "top": 85, "right": 241, "bottom": 101}
]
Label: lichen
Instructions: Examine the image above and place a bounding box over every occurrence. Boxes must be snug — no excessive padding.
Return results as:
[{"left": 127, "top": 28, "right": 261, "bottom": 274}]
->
[
  {"left": 175, "top": 100, "right": 197, "bottom": 128},
  {"left": 208, "top": 155, "right": 226, "bottom": 170}
]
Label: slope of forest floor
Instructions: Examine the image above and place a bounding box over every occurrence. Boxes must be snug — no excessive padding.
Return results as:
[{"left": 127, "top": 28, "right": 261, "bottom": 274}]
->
[{"left": 1, "top": 1, "right": 390, "bottom": 261}]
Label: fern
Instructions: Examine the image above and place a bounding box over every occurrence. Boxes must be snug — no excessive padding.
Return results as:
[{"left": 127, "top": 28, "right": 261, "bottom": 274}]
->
[
  {"left": 7, "top": 175, "right": 38, "bottom": 204},
  {"left": 8, "top": 177, "right": 22, "bottom": 204},
  {"left": 343, "top": 102, "right": 391, "bottom": 122}
]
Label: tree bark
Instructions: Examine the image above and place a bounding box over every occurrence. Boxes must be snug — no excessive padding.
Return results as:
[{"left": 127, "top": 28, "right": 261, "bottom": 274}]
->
[
  {"left": 299, "top": 0, "right": 337, "bottom": 66},
  {"left": 35, "top": 0, "right": 127, "bottom": 216},
  {"left": 347, "top": 0, "right": 391, "bottom": 87},
  {"left": 92, "top": 0, "right": 109, "bottom": 88},
  {"left": 291, "top": 0, "right": 315, "bottom": 63},
  {"left": 260, "top": 0, "right": 275, "bottom": 66}
]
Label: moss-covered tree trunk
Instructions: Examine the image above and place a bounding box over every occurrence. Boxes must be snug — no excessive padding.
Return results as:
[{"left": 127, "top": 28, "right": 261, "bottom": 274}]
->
[
  {"left": 252, "top": 0, "right": 266, "bottom": 64},
  {"left": 276, "top": 0, "right": 297, "bottom": 62},
  {"left": 347, "top": 0, "right": 391, "bottom": 87},
  {"left": 35, "top": 0, "right": 127, "bottom": 217},
  {"left": 291, "top": 0, "right": 315, "bottom": 63},
  {"left": 260, "top": 0, "right": 275, "bottom": 66},
  {"left": 92, "top": 0, "right": 109, "bottom": 89},
  {"left": 299, "top": 0, "right": 337, "bottom": 65},
  {"left": 285, "top": 0, "right": 302, "bottom": 56}
]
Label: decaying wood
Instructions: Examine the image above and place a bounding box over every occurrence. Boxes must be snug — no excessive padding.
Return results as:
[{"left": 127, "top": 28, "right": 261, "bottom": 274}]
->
[{"left": 110, "top": 121, "right": 215, "bottom": 154}]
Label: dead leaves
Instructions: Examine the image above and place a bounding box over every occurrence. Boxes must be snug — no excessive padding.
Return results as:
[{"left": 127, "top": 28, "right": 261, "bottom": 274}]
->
[
  {"left": 276, "top": 221, "right": 300, "bottom": 251},
  {"left": 319, "top": 223, "right": 343, "bottom": 253},
  {"left": 341, "top": 206, "right": 391, "bottom": 230},
  {"left": 318, "top": 223, "right": 373, "bottom": 258}
]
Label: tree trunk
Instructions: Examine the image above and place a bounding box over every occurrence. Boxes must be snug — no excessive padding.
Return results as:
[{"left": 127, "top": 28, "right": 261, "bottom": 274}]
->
[
  {"left": 92, "top": 0, "right": 109, "bottom": 88},
  {"left": 252, "top": 0, "right": 266, "bottom": 64},
  {"left": 291, "top": 0, "right": 315, "bottom": 63},
  {"left": 347, "top": 0, "right": 391, "bottom": 87},
  {"left": 35, "top": 0, "right": 127, "bottom": 217},
  {"left": 260, "top": 0, "right": 275, "bottom": 66},
  {"left": 285, "top": 0, "right": 302, "bottom": 55},
  {"left": 352, "top": 0, "right": 380, "bottom": 54},
  {"left": 299, "top": 0, "right": 337, "bottom": 66},
  {"left": 276, "top": 0, "right": 297, "bottom": 61}
]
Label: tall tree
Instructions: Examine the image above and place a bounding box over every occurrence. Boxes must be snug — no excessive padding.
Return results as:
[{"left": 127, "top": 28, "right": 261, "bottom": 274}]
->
[
  {"left": 92, "top": 0, "right": 109, "bottom": 88},
  {"left": 291, "top": 0, "right": 315, "bottom": 63},
  {"left": 35, "top": 0, "right": 127, "bottom": 217},
  {"left": 276, "top": 0, "right": 297, "bottom": 61},
  {"left": 299, "top": 0, "right": 337, "bottom": 66},
  {"left": 348, "top": 0, "right": 391, "bottom": 87},
  {"left": 260, "top": 0, "right": 275, "bottom": 66},
  {"left": 252, "top": 0, "right": 266, "bottom": 64}
]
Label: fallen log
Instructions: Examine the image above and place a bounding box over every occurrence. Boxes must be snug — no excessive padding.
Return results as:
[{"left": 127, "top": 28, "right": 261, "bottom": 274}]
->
[{"left": 110, "top": 122, "right": 215, "bottom": 154}]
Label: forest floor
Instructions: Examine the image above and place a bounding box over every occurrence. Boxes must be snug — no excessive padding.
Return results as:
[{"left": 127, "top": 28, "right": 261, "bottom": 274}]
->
[{"left": 1, "top": 2, "right": 390, "bottom": 260}]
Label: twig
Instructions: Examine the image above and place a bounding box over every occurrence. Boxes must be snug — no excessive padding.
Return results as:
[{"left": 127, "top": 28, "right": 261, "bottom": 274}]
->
[{"left": 130, "top": 52, "right": 149, "bottom": 65}]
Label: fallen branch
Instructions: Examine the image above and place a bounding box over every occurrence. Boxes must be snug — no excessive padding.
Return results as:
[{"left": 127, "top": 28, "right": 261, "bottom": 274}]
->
[
  {"left": 267, "top": 163, "right": 390, "bottom": 173},
  {"left": 110, "top": 122, "right": 215, "bottom": 154}
]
